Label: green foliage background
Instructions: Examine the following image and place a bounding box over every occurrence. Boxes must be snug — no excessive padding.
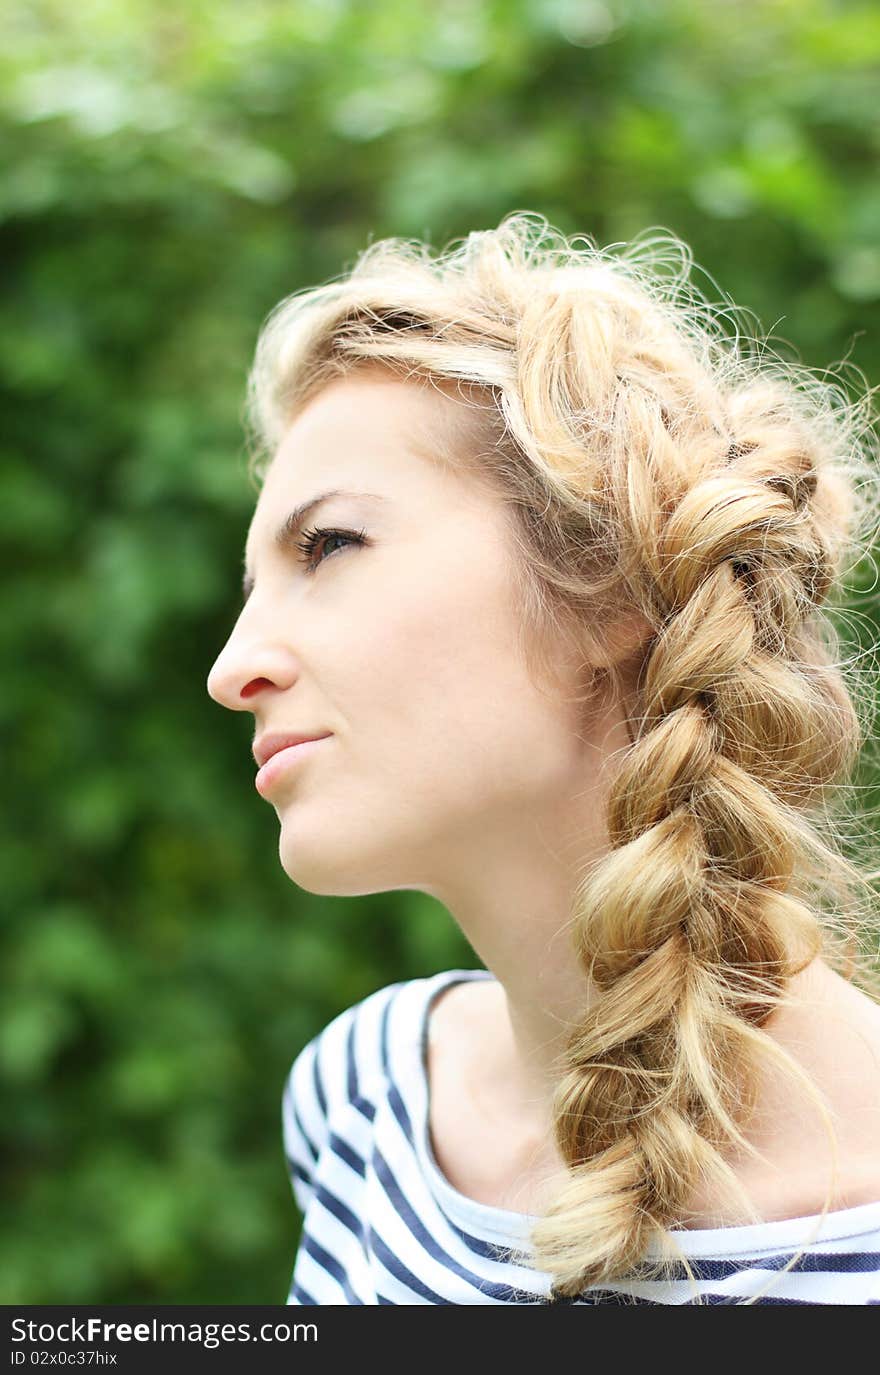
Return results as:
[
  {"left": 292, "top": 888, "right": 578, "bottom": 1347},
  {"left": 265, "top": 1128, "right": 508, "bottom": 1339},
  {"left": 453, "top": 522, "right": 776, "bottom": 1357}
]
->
[{"left": 4, "top": 0, "right": 880, "bottom": 1303}]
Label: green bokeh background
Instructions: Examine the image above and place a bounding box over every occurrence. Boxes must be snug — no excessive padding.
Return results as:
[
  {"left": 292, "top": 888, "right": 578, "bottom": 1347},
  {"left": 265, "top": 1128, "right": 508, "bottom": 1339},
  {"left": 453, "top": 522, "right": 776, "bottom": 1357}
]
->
[{"left": 4, "top": 0, "right": 880, "bottom": 1304}]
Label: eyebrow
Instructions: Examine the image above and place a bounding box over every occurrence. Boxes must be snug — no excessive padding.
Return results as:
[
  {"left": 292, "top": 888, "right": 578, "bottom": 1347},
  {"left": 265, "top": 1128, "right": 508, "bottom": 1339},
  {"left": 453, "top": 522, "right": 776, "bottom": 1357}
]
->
[{"left": 241, "top": 489, "right": 387, "bottom": 603}]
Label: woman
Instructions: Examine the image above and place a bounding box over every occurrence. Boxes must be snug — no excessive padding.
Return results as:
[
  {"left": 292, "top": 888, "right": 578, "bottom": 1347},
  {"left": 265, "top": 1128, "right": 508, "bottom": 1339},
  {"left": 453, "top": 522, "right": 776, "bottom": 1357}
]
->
[{"left": 206, "top": 214, "right": 880, "bottom": 1304}]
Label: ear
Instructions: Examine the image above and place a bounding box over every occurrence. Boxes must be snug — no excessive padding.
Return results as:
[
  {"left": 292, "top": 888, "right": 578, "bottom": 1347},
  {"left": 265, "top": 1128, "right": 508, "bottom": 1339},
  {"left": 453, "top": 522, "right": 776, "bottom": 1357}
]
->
[{"left": 596, "top": 607, "right": 656, "bottom": 674}]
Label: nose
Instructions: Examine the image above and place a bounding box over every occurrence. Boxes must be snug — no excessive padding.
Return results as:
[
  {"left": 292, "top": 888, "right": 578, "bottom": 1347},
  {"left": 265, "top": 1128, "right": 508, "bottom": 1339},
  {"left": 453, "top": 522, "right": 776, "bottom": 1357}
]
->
[{"left": 206, "top": 618, "right": 298, "bottom": 711}]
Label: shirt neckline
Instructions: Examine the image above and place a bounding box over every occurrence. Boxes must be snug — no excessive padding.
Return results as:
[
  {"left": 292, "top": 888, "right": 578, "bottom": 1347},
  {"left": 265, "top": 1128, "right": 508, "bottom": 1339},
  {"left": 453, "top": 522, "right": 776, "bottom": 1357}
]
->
[{"left": 410, "top": 967, "right": 880, "bottom": 1257}]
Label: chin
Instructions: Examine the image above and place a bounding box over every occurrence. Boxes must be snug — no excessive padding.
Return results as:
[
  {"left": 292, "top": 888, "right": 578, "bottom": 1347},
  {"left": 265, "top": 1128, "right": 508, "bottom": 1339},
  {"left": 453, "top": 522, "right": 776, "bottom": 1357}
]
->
[
  {"left": 278, "top": 836, "right": 416, "bottom": 900},
  {"left": 275, "top": 799, "right": 430, "bottom": 897},
  {"left": 276, "top": 836, "right": 336, "bottom": 896},
  {"left": 276, "top": 831, "right": 365, "bottom": 898}
]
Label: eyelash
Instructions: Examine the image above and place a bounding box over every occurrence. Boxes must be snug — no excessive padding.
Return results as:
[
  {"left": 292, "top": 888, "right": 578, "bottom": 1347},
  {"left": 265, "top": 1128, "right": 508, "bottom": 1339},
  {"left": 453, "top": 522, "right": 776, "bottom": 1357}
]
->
[{"left": 293, "top": 524, "right": 367, "bottom": 573}]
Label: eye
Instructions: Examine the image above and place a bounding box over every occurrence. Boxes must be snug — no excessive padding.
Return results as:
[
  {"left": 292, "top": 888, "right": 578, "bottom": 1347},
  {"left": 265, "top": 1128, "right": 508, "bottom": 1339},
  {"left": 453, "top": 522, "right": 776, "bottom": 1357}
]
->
[{"left": 293, "top": 525, "right": 367, "bottom": 573}]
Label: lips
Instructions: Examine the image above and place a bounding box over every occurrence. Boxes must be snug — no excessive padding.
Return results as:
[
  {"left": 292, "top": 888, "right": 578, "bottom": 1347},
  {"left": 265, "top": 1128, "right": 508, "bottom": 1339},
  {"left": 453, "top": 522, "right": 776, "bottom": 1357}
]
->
[{"left": 253, "top": 731, "right": 332, "bottom": 769}]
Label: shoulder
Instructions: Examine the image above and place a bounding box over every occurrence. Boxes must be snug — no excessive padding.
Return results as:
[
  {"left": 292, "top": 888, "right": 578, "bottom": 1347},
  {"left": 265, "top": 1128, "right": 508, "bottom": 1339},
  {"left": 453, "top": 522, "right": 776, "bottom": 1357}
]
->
[
  {"left": 282, "top": 974, "right": 431, "bottom": 1214},
  {"left": 284, "top": 977, "right": 415, "bottom": 1119},
  {"left": 283, "top": 971, "right": 471, "bottom": 1131},
  {"left": 427, "top": 971, "right": 506, "bottom": 1061},
  {"left": 703, "top": 961, "right": 880, "bottom": 1226},
  {"left": 787, "top": 962, "right": 880, "bottom": 1113},
  {"left": 808, "top": 966, "right": 880, "bottom": 1204}
]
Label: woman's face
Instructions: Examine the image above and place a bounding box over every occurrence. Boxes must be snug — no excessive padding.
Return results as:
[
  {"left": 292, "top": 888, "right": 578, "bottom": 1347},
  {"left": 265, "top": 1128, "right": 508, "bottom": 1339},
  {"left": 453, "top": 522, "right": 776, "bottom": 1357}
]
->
[{"left": 206, "top": 370, "right": 600, "bottom": 901}]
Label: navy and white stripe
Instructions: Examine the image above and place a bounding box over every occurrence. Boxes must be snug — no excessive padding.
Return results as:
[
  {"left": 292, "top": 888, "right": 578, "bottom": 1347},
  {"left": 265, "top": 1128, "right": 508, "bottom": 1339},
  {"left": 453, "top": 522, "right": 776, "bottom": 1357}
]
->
[{"left": 281, "top": 968, "right": 880, "bottom": 1305}]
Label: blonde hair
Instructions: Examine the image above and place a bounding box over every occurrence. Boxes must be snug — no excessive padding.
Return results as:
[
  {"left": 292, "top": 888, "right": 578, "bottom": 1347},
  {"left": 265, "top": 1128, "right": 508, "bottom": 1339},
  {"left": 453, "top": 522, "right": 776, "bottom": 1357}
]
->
[{"left": 246, "top": 213, "right": 880, "bottom": 1300}]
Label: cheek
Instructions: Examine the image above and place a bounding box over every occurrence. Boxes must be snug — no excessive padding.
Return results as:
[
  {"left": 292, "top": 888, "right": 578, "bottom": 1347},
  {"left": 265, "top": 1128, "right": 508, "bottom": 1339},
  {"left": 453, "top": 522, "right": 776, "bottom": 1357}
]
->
[{"left": 339, "top": 563, "right": 572, "bottom": 803}]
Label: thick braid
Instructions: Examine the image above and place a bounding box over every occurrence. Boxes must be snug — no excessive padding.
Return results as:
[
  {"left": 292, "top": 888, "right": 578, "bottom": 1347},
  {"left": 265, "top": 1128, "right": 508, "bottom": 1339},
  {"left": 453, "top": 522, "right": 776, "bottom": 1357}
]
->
[{"left": 527, "top": 385, "right": 861, "bottom": 1297}]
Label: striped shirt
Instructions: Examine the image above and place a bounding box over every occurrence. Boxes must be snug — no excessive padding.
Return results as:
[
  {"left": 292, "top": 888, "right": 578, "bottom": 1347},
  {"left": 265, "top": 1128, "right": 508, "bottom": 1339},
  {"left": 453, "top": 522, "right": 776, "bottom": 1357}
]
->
[{"left": 281, "top": 967, "right": 880, "bottom": 1304}]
